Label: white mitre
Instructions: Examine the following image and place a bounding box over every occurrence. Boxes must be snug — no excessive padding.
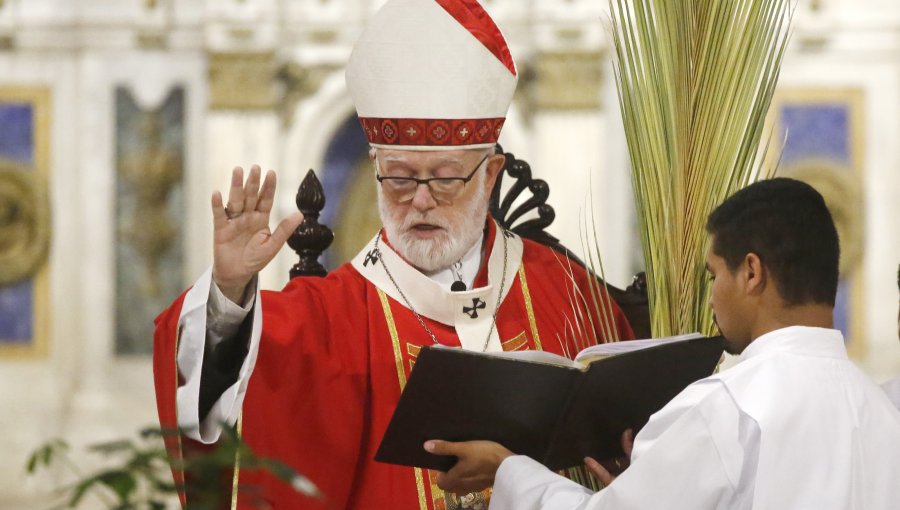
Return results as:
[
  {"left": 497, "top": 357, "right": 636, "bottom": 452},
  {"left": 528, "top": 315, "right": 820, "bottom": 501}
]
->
[{"left": 345, "top": 0, "right": 518, "bottom": 150}]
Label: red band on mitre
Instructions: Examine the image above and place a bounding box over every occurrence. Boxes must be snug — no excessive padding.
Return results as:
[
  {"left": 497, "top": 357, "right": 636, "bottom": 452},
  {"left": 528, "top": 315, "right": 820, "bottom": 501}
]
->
[
  {"left": 359, "top": 117, "right": 506, "bottom": 147},
  {"left": 435, "top": 0, "right": 516, "bottom": 77}
]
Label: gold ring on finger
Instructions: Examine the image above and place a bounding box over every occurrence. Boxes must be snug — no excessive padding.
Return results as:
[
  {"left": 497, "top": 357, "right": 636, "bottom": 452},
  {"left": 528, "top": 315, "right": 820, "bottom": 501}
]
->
[{"left": 225, "top": 206, "right": 242, "bottom": 219}]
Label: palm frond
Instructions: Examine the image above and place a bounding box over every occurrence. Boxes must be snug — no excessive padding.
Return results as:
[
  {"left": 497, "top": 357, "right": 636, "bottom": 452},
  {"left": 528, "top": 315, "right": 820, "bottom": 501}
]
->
[{"left": 609, "top": 0, "right": 792, "bottom": 336}]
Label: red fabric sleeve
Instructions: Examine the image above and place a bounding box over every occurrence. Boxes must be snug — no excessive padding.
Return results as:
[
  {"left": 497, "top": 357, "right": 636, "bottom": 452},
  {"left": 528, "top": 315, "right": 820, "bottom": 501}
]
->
[{"left": 152, "top": 291, "right": 189, "bottom": 507}]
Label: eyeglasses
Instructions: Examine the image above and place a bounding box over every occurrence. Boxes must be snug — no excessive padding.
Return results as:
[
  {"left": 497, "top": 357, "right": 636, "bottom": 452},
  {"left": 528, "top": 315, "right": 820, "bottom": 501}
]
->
[{"left": 375, "top": 154, "right": 489, "bottom": 204}]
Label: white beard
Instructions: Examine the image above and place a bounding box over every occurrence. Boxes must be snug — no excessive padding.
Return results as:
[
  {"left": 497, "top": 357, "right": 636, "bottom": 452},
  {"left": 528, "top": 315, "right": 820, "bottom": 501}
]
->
[{"left": 378, "top": 179, "right": 489, "bottom": 272}]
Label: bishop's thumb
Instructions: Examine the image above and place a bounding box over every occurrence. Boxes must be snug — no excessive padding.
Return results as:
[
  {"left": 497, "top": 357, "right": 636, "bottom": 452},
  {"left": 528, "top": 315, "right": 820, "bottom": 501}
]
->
[{"left": 270, "top": 212, "right": 305, "bottom": 247}]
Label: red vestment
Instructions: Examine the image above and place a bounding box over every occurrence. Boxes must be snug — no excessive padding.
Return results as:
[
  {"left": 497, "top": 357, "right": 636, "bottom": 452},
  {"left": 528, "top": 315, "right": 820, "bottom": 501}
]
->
[{"left": 154, "top": 226, "right": 633, "bottom": 509}]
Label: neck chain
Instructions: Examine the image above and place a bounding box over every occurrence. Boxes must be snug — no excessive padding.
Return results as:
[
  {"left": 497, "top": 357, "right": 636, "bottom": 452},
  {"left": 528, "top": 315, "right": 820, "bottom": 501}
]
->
[{"left": 372, "top": 229, "right": 509, "bottom": 352}]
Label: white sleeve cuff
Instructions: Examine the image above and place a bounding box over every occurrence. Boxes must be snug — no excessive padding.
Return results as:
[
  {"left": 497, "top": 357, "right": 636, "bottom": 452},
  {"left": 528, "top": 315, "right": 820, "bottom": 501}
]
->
[
  {"left": 176, "top": 267, "right": 263, "bottom": 444},
  {"left": 207, "top": 275, "right": 256, "bottom": 348}
]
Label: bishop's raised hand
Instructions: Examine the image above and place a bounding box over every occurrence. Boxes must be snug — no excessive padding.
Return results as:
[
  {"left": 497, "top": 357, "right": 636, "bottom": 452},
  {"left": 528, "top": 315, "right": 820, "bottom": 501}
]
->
[{"left": 211, "top": 165, "right": 304, "bottom": 304}]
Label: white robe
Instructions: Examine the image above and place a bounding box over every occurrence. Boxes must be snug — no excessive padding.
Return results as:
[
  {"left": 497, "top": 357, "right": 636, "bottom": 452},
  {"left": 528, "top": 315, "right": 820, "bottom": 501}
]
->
[
  {"left": 882, "top": 376, "right": 900, "bottom": 411},
  {"left": 491, "top": 326, "right": 900, "bottom": 510}
]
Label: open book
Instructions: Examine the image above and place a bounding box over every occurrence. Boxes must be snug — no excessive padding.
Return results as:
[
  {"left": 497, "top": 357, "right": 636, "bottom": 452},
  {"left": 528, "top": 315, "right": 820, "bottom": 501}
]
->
[{"left": 375, "top": 334, "right": 724, "bottom": 471}]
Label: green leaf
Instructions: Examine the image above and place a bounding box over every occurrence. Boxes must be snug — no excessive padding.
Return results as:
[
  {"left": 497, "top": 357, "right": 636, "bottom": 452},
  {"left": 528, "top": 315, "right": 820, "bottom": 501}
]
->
[
  {"left": 139, "top": 426, "right": 168, "bottom": 439},
  {"left": 68, "top": 477, "right": 99, "bottom": 507},
  {"left": 96, "top": 469, "right": 137, "bottom": 501},
  {"left": 25, "top": 450, "right": 39, "bottom": 474},
  {"left": 25, "top": 439, "right": 69, "bottom": 474},
  {"left": 89, "top": 439, "right": 135, "bottom": 455}
]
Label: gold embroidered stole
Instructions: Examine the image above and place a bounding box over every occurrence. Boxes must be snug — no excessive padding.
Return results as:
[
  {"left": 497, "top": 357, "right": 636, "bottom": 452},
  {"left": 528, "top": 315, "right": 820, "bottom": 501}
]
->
[{"left": 377, "top": 265, "right": 542, "bottom": 510}]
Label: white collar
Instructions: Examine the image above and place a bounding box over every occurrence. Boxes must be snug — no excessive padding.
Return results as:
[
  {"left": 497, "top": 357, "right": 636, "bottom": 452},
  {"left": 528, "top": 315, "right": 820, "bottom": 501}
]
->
[
  {"left": 351, "top": 220, "right": 523, "bottom": 352},
  {"left": 739, "top": 326, "right": 847, "bottom": 362}
]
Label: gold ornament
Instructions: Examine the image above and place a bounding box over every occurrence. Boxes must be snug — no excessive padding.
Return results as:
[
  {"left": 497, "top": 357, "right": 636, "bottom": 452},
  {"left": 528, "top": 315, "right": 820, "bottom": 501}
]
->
[{"left": 0, "top": 161, "right": 50, "bottom": 285}]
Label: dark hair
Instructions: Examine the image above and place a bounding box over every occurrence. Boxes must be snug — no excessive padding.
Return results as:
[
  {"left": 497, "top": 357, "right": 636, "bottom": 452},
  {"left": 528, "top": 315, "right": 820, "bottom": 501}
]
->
[{"left": 706, "top": 177, "right": 840, "bottom": 306}]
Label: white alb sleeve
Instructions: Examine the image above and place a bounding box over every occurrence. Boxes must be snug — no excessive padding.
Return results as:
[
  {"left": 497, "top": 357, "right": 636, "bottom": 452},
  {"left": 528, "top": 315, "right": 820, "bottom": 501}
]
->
[
  {"left": 175, "top": 267, "right": 263, "bottom": 444},
  {"left": 491, "top": 383, "right": 741, "bottom": 510},
  {"left": 491, "top": 456, "right": 594, "bottom": 510}
]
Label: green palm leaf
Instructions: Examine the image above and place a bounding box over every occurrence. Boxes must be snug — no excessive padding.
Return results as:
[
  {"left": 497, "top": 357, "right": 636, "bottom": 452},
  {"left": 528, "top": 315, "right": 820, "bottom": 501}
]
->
[{"left": 609, "top": 0, "right": 791, "bottom": 336}]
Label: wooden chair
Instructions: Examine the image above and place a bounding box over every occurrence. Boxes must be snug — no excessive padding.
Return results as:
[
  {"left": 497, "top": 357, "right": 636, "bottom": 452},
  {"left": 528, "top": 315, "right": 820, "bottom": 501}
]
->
[{"left": 286, "top": 145, "right": 651, "bottom": 338}]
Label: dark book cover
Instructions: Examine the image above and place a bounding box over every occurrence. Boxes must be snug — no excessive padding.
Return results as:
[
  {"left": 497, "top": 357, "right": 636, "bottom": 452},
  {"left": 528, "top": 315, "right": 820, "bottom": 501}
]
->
[{"left": 375, "top": 335, "right": 724, "bottom": 471}]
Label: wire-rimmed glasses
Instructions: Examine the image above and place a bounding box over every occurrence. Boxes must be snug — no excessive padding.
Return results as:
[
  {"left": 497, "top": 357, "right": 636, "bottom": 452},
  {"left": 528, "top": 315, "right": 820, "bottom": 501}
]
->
[{"left": 375, "top": 154, "right": 490, "bottom": 204}]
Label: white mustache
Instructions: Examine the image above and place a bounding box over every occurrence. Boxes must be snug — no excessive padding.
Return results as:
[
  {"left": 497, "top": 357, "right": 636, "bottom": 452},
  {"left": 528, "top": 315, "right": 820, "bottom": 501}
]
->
[{"left": 400, "top": 214, "right": 450, "bottom": 232}]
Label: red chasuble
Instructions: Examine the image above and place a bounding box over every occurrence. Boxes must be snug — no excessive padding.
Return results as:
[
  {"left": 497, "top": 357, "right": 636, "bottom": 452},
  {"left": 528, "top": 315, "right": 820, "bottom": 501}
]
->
[{"left": 154, "top": 224, "right": 633, "bottom": 509}]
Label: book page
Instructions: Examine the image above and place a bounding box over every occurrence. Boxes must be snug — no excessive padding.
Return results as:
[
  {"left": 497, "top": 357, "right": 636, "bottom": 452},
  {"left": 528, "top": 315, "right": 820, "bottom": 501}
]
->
[
  {"left": 574, "top": 332, "right": 705, "bottom": 364},
  {"left": 431, "top": 344, "right": 579, "bottom": 368}
]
